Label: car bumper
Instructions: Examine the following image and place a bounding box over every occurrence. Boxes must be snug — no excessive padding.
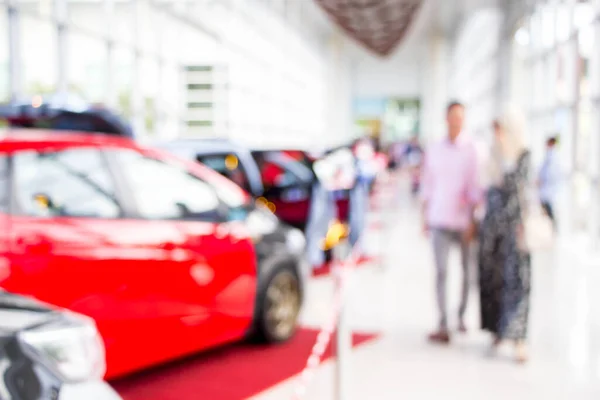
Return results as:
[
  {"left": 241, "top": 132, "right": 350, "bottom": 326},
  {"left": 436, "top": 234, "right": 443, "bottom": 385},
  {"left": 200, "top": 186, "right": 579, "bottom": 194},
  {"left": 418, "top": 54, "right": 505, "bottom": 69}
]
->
[{"left": 59, "top": 381, "right": 122, "bottom": 400}]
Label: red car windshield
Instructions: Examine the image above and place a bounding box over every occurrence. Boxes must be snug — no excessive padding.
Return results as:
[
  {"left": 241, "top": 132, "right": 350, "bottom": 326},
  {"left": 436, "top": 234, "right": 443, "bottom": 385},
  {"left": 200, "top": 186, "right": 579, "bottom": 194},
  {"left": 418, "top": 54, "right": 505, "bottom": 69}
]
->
[{"left": 147, "top": 147, "right": 252, "bottom": 209}]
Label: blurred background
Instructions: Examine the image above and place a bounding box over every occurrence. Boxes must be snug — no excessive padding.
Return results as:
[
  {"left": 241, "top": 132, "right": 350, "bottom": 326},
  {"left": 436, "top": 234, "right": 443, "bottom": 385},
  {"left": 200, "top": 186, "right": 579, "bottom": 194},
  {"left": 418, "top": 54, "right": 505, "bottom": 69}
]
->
[
  {"left": 1, "top": 0, "right": 597, "bottom": 228},
  {"left": 1, "top": 0, "right": 600, "bottom": 399}
]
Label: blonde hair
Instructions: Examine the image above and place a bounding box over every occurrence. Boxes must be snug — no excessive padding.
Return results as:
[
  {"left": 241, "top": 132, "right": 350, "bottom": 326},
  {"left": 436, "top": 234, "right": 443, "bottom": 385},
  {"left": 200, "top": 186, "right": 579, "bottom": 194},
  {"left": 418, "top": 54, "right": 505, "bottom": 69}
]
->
[{"left": 486, "top": 105, "right": 528, "bottom": 186}]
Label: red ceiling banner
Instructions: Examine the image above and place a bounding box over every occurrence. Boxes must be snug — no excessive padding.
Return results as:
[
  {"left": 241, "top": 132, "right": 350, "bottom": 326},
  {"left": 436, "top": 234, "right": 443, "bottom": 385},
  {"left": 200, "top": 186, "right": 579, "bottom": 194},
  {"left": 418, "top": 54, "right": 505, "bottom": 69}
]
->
[{"left": 315, "top": 0, "right": 424, "bottom": 57}]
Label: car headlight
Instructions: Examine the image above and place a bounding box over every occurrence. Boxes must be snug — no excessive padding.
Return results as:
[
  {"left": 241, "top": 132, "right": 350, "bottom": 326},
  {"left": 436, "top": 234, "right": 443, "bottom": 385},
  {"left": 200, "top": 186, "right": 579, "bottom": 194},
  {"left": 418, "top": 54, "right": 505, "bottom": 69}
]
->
[
  {"left": 18, "top": 315, "right": 106, "bottom": 383},
  {"left": 286, "top": 228, "right": 306, "bottom": 254}
]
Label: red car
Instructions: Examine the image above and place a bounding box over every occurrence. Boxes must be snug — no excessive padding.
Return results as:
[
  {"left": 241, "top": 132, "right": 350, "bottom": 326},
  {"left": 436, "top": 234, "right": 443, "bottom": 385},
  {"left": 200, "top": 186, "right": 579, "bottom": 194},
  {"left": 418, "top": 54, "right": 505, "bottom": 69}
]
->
[{"left": 0, "top": 130, "right": 307, "bottom": 379}]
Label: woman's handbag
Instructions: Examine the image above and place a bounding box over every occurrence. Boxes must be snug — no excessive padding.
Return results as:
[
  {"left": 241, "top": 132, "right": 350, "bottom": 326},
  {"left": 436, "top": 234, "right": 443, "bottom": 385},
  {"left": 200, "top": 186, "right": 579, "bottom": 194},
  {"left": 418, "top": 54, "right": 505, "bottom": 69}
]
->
[{"left": 523, "top": 206, "right": 554, "bottom": 251}]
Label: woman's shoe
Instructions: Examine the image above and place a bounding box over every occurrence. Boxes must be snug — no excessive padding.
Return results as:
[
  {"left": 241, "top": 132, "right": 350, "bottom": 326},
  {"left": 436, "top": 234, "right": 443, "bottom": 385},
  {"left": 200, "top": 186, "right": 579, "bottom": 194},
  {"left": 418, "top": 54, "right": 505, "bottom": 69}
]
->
[
  {"left": 493, "top": 335, "right": 502, "bottom": 347},
  {"left": 515, "top": 341, "right": 528, "bottom": 364},
  {"left": 486, "top": 335, "right": 501, "bottom": 357}
]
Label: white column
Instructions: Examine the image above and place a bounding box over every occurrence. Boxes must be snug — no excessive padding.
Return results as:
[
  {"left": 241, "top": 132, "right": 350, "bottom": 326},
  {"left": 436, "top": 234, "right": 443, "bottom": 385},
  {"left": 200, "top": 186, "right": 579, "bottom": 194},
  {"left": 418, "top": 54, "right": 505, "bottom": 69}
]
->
[
  {"left": 55, "top": 0, "right": 68, "bottom": 97},
  {"left": 588, "top": 19, "right": 600, "bottom": 246},
  {"left": 420, "top": 34, "right": 449, "bottom": 144},
  {"left": 324, "top": 30, "right": 353, "bottom": 147},
  {"left": 105, "top": 0, "right": 117, "bottom": 109},
  {"left": 497, "top": 0, "right": 513, "bottom": 109},
  {"left": 131, "top": 0, "right": 145, "bottom": 137},
  {"left": 7, "top": 0, "right": 21, "bottom": 101}
]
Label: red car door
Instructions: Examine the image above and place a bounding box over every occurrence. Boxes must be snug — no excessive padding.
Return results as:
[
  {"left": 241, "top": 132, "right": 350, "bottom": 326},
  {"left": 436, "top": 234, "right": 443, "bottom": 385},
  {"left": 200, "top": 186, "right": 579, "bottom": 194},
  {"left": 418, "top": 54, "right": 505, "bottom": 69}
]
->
[
  {"left": 1, "top": 146, "right": 192, "bottom": 378},
  {"left": 111, "top": 148, "right": 258, "bottom": 359}
]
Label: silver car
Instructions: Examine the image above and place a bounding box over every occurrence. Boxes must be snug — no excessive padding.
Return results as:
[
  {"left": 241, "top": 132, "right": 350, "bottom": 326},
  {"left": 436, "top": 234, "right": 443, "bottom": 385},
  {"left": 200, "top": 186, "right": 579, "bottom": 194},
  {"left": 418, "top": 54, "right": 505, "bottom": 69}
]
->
[{"left": 0, "top": 291, "right": 121, "bottom": 400}]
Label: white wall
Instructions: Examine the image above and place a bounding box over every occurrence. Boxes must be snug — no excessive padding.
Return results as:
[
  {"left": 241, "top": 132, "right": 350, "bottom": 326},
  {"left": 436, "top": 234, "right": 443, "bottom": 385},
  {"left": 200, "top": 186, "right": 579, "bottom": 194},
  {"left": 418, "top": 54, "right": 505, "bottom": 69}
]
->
[
  {"left": 352, "top": 44, "right": 423, "bottom": 99},
  {"left": 353, "top": 40, "right": 421, "bottom": 98},
  {"left": 420, "top": 34, "right": 449, "bottom": 144}
]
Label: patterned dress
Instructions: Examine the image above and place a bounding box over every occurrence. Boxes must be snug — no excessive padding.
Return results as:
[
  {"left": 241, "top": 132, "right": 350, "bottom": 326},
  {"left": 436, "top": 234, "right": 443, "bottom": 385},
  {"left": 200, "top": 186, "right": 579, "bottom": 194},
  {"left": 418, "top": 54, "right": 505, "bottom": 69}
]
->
[{"left": 478, "top": 151, "right": 531, "bottom": 340}]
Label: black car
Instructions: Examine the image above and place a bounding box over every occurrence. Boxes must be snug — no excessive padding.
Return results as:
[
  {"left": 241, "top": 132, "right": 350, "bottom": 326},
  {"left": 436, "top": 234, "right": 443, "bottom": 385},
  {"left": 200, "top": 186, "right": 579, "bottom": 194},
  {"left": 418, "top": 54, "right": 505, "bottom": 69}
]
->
[
  {"left": 0, "top": 98, "right": 134, "bottom": 139},
  {"left": 0, "top": 291, "right": 120, "bottom": 400}
]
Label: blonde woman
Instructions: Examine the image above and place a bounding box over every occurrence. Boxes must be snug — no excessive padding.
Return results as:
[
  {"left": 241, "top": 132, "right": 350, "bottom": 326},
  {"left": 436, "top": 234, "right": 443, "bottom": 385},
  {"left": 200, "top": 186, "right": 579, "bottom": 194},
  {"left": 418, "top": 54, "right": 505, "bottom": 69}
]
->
[{"left": 478, "top": 107, "right": 531, "bottom": 363}]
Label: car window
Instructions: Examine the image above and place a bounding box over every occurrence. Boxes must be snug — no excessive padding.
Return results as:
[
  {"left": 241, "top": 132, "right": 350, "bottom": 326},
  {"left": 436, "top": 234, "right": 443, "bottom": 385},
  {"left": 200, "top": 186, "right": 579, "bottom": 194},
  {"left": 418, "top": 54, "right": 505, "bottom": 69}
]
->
[
  {"left": 196, "top": 153, "right": 251, "bottom": 193},
  {"left": 114, "top": 149, "right": 222, "bottom": 221},
  {"left": 264, "top": 153, "right": 313, "bottom": 188},
  {"left": 13, "top": 148, "right": 121, "bottom": 218}
]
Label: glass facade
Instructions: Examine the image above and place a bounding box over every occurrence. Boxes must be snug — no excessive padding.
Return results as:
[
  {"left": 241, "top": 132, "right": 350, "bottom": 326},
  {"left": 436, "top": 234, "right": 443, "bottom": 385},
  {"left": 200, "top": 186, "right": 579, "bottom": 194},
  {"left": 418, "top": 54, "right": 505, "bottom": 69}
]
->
[
  {"left": 449, "top": 8, "right": 503, "bottom": 140},
  {"left": 1, "top": 0, "right": 336, "bottom": 144},
  {"left": 516, "top": 0, "right": 600, "bottom": 237}
]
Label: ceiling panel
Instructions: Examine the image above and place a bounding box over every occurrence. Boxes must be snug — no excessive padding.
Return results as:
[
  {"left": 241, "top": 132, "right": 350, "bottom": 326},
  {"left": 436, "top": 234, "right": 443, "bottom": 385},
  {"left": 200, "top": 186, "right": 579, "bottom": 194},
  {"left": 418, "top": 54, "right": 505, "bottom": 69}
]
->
[{"left": 314, "top": 0, "right": 425, "bottom": 57}]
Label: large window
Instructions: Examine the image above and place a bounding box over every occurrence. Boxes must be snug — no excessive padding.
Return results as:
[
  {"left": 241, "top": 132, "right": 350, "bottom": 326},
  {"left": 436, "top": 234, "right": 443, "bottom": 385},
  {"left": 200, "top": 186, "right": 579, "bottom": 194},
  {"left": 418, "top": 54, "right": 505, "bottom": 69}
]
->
[
  {"left": 0, "top": 9, "right": 8, "bottom": 102},
  {"left": 518, "top": 0, "right": 600, "bottom": 236},
  {"left": 67, "top": 1, "right": 110, "bottom": 38},
  {"left": 114, "top": 46, "right": 134, "bottom": 119},
  {"left": 68, "top": 32, "right": 108, "bottom": 103},
  {"left": 115, "top": 149, "right": 221, "bottom": 221},
  {"left": 13, "top": 148, "right": 121, "bottom": 218},
  {"left": 21, "top": 15, "right": 57, "bottom": 95},
  {"left": 141, "top": 57, "right": 159, "bottom": 135},
  {"left": 112, "top": 0, "right": 135, "bottom": 46}
]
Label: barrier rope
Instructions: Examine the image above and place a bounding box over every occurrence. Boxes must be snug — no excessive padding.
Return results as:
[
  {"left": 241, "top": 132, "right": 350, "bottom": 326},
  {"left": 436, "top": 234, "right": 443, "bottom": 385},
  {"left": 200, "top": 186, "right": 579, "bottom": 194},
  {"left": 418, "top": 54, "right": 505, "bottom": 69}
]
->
[
  {"left": 292, "top": 170, "right": 394, "bottom": 400},
  {"left": 292, "top": 244, "right": 361, "bottom": 400}
]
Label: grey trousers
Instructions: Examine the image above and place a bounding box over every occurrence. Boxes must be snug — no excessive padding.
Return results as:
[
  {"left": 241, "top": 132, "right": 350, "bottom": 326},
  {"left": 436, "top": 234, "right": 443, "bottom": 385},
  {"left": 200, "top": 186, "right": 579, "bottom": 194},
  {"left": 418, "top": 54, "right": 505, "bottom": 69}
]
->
[{"left": 431, "top": 228, "right": 470, "bottom": 330}]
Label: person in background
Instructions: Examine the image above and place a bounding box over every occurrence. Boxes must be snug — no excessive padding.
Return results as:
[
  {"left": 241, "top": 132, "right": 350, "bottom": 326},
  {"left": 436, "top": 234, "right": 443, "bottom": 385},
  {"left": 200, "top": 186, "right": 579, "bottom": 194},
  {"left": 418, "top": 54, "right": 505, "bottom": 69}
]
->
[
  {"left": 349, "top": 138, "right": 377, "bottom": 249},
  {"left": 405, "top": 136, "right": 424, "bottom": 196},
  {"left": 420, "top": 101, "right": 480, "bottom": 344},
  {"left": 538, "top": 136, "right": 560, "bottom": 231},
  {"left": 478, "top": 109, "right": 531, "bottom": 363},
  {"left": 305, "top": 150, "right": 344, "bottom": 269}
]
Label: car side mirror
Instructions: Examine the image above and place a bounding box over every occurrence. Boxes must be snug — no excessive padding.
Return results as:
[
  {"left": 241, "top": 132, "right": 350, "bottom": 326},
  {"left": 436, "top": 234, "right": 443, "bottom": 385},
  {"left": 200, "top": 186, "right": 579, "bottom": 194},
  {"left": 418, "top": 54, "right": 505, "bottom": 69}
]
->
[{"left": 33, "top": 193, "right": 58, "bottom": 211}]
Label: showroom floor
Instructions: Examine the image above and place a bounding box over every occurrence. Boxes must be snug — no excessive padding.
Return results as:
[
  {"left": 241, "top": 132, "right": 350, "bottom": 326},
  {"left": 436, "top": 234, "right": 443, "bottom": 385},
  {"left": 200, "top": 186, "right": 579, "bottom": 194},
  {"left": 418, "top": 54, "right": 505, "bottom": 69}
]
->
[{"left": 253, "top": 174, "right": 600, "bottom": 400}]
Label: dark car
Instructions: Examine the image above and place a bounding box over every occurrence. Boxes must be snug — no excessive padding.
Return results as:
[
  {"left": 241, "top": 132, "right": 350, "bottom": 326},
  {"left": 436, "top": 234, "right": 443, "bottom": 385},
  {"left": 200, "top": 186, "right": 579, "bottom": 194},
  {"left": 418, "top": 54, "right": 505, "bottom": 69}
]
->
[
  {"left": 0, "top": 100, "right": 135, "bottom": 139},
  {"left": 0, "top": 291, "right": 120, "bottom": 400},
  {"left": 156, "top": 139, "right": 314, "bottom": 229},
  {"left": 0, "top": 131, "right": 307, "bottom": 379},
  {"left": 157, "top": 139, "right": 349, "bottom": 230}
]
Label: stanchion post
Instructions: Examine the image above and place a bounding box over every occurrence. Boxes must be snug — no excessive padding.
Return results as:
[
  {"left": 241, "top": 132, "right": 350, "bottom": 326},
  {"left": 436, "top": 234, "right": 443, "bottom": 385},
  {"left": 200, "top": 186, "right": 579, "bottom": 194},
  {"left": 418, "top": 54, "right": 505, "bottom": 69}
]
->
[{"left": 333, "top": 237, "right": 351, "bottom": 400}]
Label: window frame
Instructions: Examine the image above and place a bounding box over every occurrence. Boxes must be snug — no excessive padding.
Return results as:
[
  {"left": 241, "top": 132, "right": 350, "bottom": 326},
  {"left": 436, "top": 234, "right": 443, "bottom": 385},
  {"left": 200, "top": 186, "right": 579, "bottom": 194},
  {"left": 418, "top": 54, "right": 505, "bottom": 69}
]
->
[
  {"left": 9, "top": 146, "right": 129, "bottom": 220},
  {"left": 104, "top": 147, "right": 231, "bottom": 223}
]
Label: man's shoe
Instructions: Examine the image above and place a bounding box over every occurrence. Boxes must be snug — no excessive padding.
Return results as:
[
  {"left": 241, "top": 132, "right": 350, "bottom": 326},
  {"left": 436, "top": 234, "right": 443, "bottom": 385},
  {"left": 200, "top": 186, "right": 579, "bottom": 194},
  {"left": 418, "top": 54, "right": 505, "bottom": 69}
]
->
[
  {"left": 458, "top": 321, "right": 467, "bottom": 333},
  {"left": 428, "top": 330, "right": 450, "bottom": 344}
]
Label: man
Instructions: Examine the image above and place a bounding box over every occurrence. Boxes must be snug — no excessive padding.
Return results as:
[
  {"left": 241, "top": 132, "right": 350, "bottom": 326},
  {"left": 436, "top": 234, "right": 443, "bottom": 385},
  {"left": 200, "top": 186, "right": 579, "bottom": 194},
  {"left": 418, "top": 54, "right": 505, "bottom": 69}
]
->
[
  {"left": 538, "top": 136, "right": 560, "bottom": 230},
  {"left": 420, "top": 102, "right": 480, "bottom": 344},
  {"left": 349, "top": 138, "right": 377, "bottom": 249}
]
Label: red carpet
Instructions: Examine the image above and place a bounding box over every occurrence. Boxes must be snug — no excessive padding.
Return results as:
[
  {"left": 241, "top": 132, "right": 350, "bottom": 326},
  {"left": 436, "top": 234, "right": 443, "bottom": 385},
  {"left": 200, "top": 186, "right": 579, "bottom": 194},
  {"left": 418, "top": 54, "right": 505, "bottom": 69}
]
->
[
  {"left": 111, "top": 328, "right": 378, "bottom": 400},
  {"left": 311, "top": 255, "right": 380, "bottom": 277}
]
